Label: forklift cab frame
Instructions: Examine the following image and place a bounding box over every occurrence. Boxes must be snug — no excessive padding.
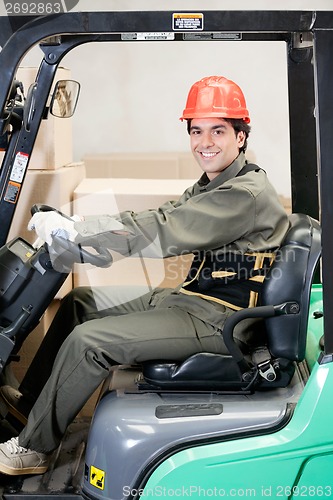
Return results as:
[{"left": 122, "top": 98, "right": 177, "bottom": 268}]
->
[{"left": 0, "top": 9, "right": 332, "bottom": 500}]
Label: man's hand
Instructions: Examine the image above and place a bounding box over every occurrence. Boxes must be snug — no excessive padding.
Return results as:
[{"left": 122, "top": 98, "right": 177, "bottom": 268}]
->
[{"left": 28, "top": 211, "right": 79, "bottom": 245}]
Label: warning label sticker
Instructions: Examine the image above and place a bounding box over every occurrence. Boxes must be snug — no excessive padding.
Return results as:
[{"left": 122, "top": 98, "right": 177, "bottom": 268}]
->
[
  {"left": 10, "top": 152, "right": 29, "bottom": 183},
  {"left": 90, "top": 465, "right": 105, "bottom": 490},
  {"left": 173, "top": 13, "right": 203, "bottom": 31},
  {"left": 122, "top": 32, "right": 174, "bottom": 41},
  {"left": 4, "top": 181, "right": 21, "bottom": 204}
]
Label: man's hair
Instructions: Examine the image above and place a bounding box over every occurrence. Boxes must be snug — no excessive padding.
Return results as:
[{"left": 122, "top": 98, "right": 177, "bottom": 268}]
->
[{"left": 186, "top": 118, "right": 251, "bottom": 153}]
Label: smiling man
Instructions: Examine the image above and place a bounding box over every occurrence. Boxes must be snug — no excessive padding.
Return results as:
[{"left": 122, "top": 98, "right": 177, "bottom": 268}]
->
[
  {"left": 0, "top": 76, "right": 289, "bottom": 476},
  {"left": 184, "top": 75, "right": 251, "bottom": 180}
]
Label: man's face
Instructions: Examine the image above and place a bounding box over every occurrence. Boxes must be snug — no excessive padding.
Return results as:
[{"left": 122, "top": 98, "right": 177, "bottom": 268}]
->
[{"left": 189, "top": 118, "right": 246, "bottom": 180}]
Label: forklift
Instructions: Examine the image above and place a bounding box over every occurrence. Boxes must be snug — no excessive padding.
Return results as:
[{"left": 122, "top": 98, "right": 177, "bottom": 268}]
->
[{"left": 0, "top": 9, "right": 332, "bottom": 500}]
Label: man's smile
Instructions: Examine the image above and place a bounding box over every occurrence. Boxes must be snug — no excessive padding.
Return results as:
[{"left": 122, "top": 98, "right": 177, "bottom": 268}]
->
[{"left": 199, "top": 151, "right": 220, "bottom": 159}]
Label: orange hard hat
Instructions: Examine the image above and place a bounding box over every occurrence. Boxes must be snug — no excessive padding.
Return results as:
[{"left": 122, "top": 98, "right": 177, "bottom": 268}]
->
[{"left": 180, "top": 76, "right": 250, "bottom": 123}]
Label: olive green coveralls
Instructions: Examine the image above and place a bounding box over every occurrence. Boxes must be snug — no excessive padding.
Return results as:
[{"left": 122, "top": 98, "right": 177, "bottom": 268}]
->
[{"left": 19, "top": 153, "right": 289, "bottom": 453}]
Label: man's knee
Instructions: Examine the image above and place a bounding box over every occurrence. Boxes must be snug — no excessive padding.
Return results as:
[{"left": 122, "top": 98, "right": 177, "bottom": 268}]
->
[
  {"left": 59, "top": 287, "right": 95, "bottom": 317},
  {"left": 61, "top": 324, "right": 92, "bottom": 356},
  {"left": 63, "top": 326, "right": 115, "bottom": 371},
  {"left": 63, "top": 287, "right": 92, "bottom": 305}
]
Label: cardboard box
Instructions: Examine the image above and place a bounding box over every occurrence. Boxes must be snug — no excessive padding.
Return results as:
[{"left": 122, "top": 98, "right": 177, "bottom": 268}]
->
[
  {"left": 16, "top": 67, "right": 73, "bottom": 170},
  {"left": 73, "top": 177, "right": 195, "bottom": 290},
  {"left": 83, "top": 152, "right": 202, "bottom": 179},
  {"left": 279, "top": 195, "right": 292, "bottom": 214},
  {"left": 178, "top": 152, "right": 202, "bottom": 178},
  {"left": 80, "top": 153, "right": 291, "bottom": 212},
  {"left": 7, "top": 162, "right": 86, "bottom": 297},
  {"left": 8, "top": 162, "right": 86, "bottom": 244},
  {"left": 73, "top": 177, "right": 195, "bottom": 214}
]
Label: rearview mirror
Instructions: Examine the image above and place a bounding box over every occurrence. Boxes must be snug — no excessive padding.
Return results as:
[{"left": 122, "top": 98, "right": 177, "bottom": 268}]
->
[{"left": 50, "top": 79, "right": 80, "bottom": 118}]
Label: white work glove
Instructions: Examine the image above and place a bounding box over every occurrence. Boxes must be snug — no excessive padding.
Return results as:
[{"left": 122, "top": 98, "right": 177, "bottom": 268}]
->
[{"left": 28, "top": 211, "right": 80, "bottom": 246}]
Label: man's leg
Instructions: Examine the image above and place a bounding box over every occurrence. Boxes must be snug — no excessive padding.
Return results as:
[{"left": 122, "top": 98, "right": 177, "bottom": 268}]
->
[
  {"left": 2, "top": 286, "right": 156, "bottom": 417},
  {"left": 19, "top": 305, "right": 220, "bottom": 453}
]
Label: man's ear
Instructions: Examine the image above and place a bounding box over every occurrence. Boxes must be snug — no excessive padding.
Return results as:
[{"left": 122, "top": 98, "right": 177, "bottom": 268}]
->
[{"left": 237, "top": 130, "right": 246, "bottom": 148}]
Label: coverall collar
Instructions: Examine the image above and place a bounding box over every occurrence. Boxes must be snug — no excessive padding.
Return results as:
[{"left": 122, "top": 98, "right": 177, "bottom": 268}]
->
[{"left": 198, "top": 152, "right": 247, "bottom": 192}]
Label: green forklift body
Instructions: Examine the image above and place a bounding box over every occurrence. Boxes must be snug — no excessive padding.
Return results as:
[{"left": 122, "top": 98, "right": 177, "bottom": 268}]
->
[
  {"left": 142, "top": 287, "right": 327, "bottom": 499},
  {"left": 145, "top": 362, "right": 333, "bottom": 499}
]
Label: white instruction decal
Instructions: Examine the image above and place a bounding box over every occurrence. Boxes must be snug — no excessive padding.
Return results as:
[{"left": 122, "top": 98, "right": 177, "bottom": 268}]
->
[{"left": 10, "top": 152, "right": 29, "bottom": 183}]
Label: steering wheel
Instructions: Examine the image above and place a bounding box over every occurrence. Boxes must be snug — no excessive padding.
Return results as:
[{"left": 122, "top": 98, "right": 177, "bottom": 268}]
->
[{"left": 31, "top": 204, "right": 113, "bottom": 268}]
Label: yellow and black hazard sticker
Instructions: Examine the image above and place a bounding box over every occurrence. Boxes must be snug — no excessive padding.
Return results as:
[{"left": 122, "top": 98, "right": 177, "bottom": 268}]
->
[
  {"left": 173, "top": 13, "right": 203, "bottom": 31},
  {"left": 90, "top": 465, "right": 105, "bottom": 490}
]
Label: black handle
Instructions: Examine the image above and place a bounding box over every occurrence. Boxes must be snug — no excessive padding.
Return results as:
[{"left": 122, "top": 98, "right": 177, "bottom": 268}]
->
[
  {"left": 31, "top": 204, "right": 113, "bottom": 268},
  {"left": 31, "top": 203, "right": 72, "bottom": 220},
  {"left": 52, "top": 234, "right": 113, "bottom": 268}
]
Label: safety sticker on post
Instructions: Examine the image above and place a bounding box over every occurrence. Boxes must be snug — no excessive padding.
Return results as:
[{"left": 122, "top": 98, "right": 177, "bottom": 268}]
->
[
  {"left": 173, "top": 13, "right": 204, "bottom": 31},
  {"left": 4, "top": 181, "right": 21, "bottom": 204},
  {"left": 10, "top": 152, "right": 29, "bottom": 183}
]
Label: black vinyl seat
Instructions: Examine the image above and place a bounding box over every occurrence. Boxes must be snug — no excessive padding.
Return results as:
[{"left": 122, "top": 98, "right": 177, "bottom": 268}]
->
[{"left": 141, "top": 214, "right": 321, "bottom": 391}]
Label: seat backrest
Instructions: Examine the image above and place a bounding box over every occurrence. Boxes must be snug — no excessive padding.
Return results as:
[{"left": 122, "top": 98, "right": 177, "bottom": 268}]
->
[{"left": 262, "top": 213, "right": 321, "bottom": 361}]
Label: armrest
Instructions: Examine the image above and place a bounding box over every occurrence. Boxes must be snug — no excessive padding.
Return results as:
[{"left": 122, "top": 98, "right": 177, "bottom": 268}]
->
[{"left": 222, "top": 302, "right": 299, "bottom": 375}]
